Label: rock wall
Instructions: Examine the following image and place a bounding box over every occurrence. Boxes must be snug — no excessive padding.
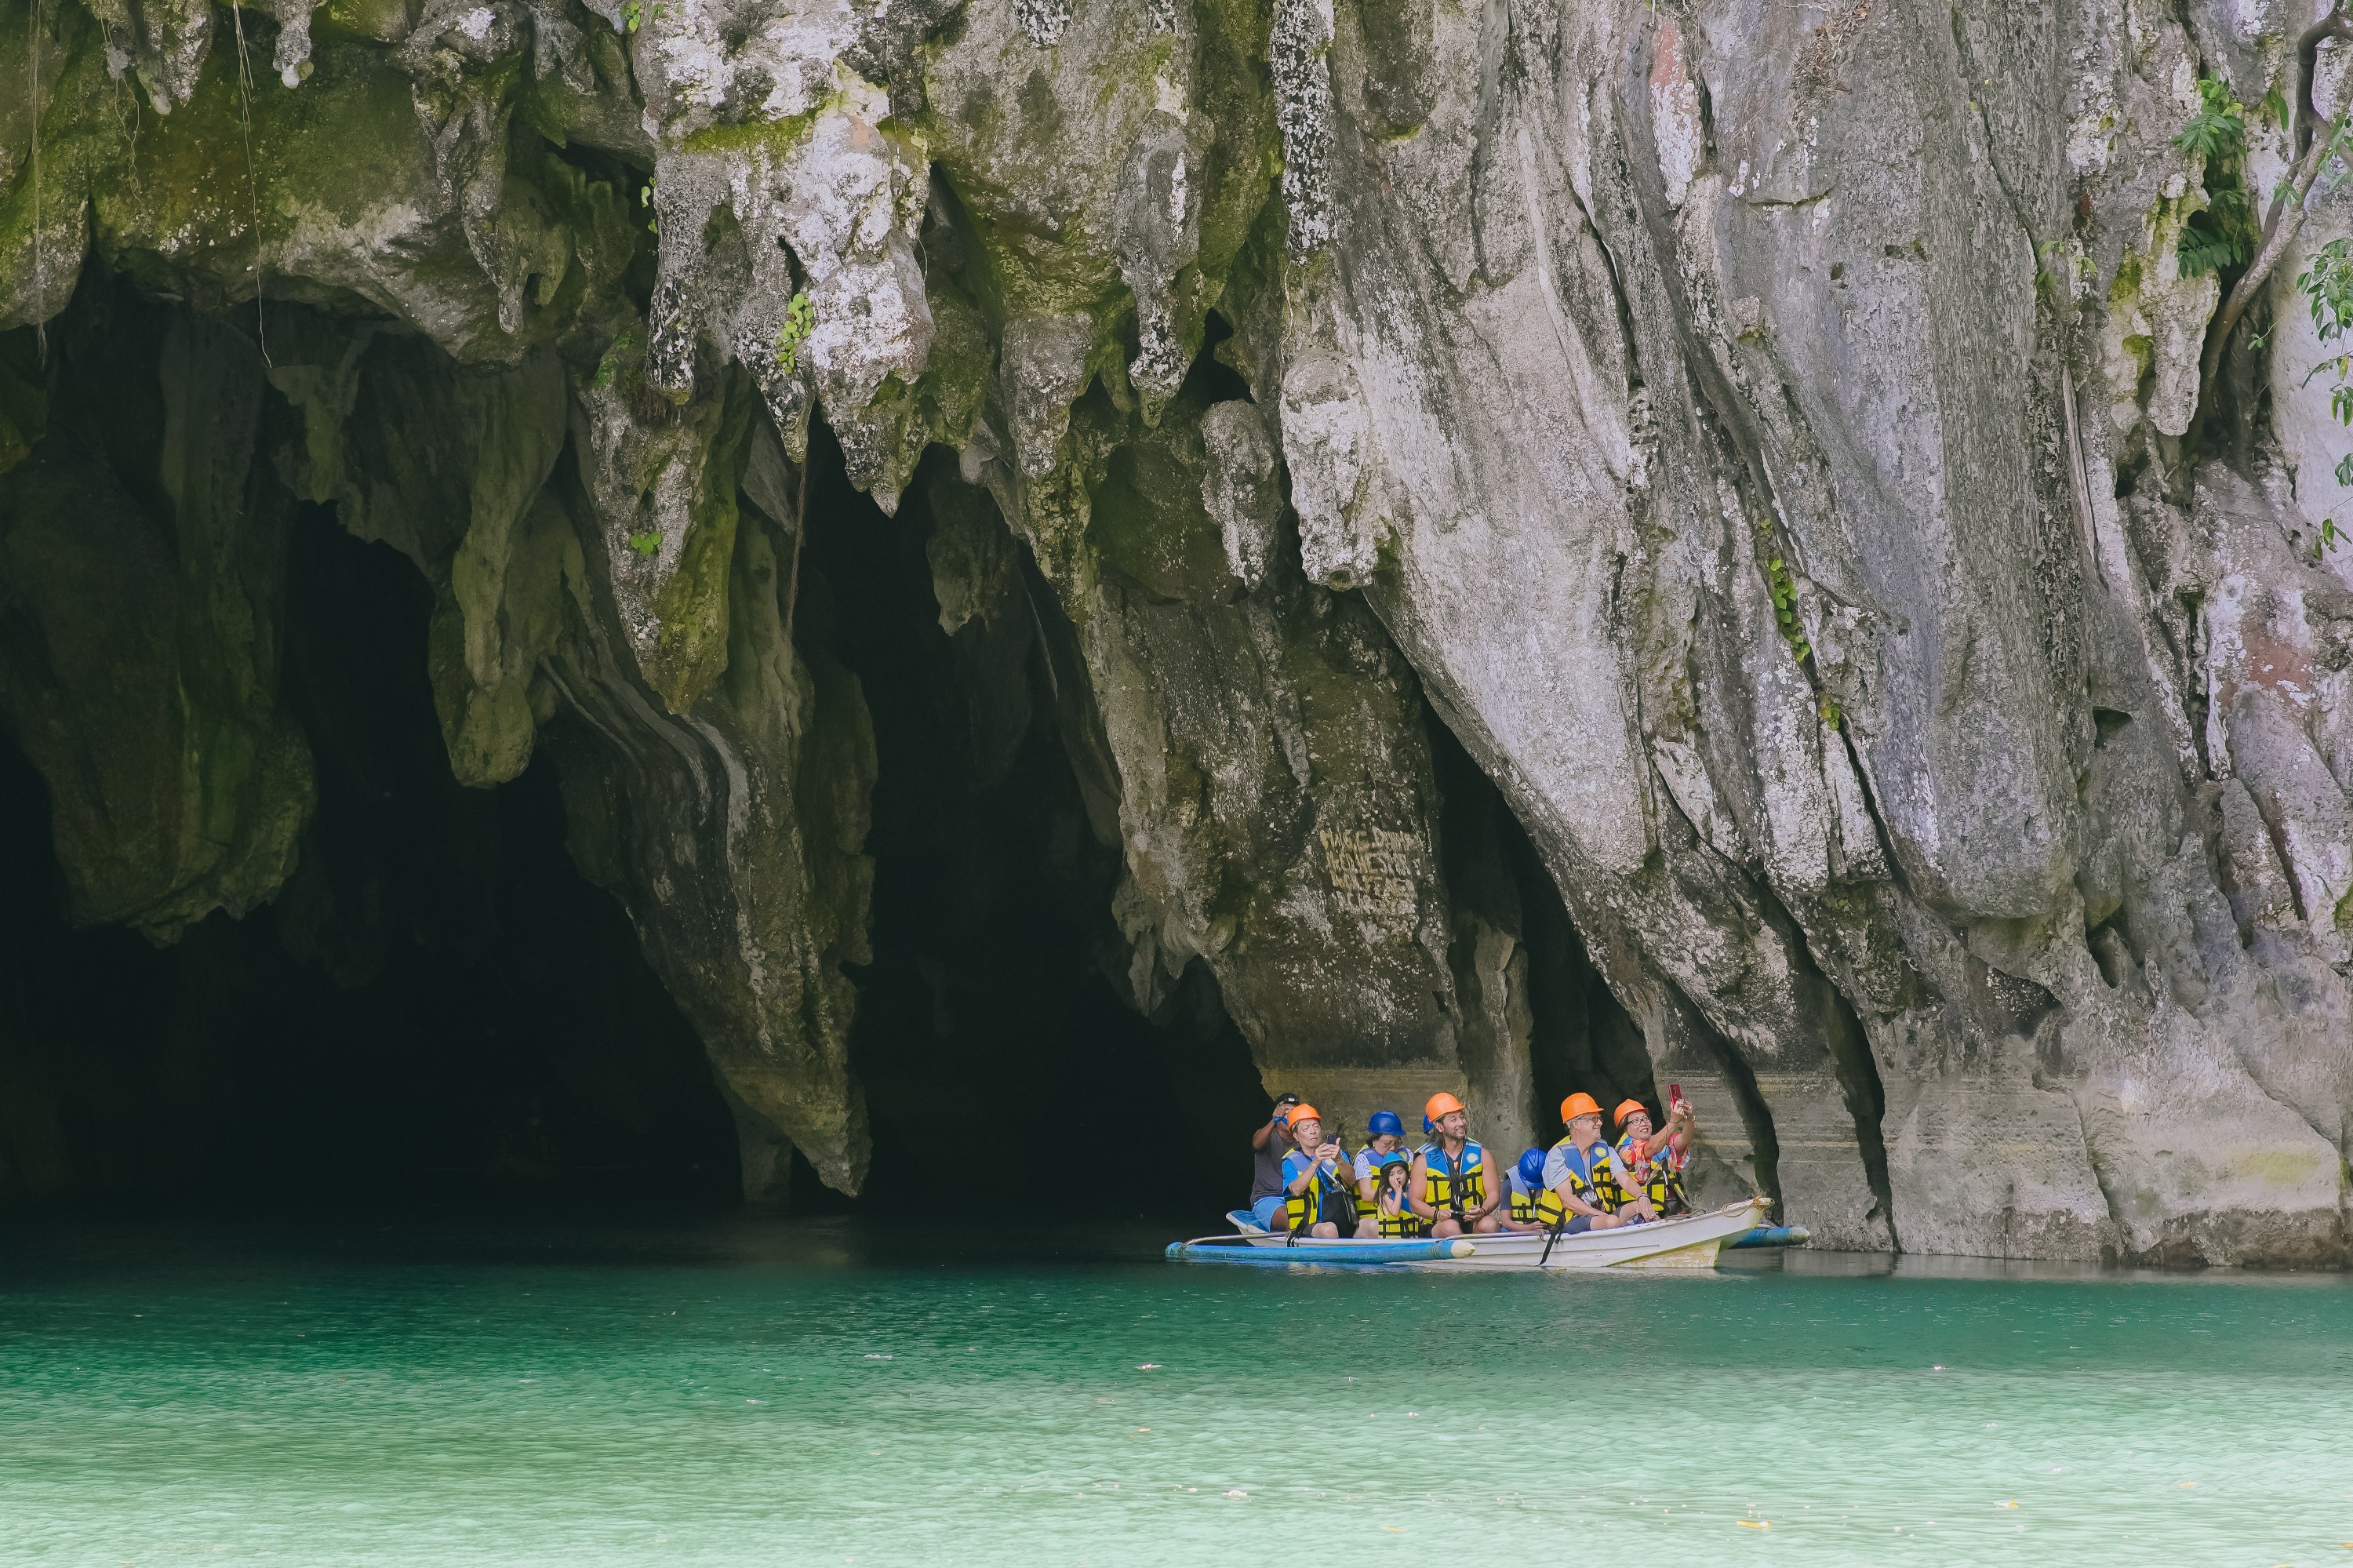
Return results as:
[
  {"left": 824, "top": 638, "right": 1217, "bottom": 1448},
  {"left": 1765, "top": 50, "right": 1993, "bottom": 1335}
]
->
[{"left": 2, "top": 0, "right": 2348, "bottom": 1259}]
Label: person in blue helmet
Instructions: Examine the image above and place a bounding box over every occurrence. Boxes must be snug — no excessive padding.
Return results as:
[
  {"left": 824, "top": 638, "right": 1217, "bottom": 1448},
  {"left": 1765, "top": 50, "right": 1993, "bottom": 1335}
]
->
[
  {"left": 1499, "top": 1147, "right": 1566, "bottom": 1232},
  {"left": 1349, "top": 1109, "right": 1409, "bottom": 1238},
  {"left": 1369, "top": 1151, "right": 1423, "bottom": 1237}
]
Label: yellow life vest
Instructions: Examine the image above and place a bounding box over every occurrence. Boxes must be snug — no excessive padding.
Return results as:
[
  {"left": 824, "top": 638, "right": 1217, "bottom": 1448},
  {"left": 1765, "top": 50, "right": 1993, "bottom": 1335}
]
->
[
  {"left": 1419, "top": 1141, "right": 1489, "bottom": 1222},
  {"left": 1550, "top": 1137, "right": 1631, "bottom": 1213},
  {"left": 1355, "top": 1145, "right": 1406, "bottom": 1217},
  {"left": 1509, "top": 1176, "right": 1568, "bottom": 1228},
  {"left": 1375, "top": 1185, "right": 1427, "bottom": 1237},
  {"left": 1283, "top": 1155, "right": 1345, "bottom": 1233},
  {"left": 1617, "top": 1134, "right": 1688, "bottom": 1214}
]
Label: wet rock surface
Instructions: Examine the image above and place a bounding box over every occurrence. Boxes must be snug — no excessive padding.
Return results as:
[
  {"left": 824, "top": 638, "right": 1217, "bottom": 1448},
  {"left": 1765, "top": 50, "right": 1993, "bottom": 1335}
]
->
[{"left": 2, "top": 0, "right": 2348, "bottom": 1259}]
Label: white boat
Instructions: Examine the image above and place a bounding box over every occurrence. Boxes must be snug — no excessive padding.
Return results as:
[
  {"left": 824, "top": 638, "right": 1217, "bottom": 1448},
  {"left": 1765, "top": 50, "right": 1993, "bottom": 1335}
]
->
[{"left": 1201, "top": 1196, "right": 1777, "bottom": 1271}]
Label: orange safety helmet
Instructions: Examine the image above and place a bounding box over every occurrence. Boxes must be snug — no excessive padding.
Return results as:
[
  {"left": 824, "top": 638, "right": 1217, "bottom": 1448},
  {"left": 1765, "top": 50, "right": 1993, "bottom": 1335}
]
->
[
  {"left": 1560, "top": 1092, "right": 1603, "bottom": 1123},
  {"left": 1422, "top": 1091, "right": 1466, "bottom": 1133},
  {"left": 1614, "top": 1098, "right": 1650, "bottom": 1129}
]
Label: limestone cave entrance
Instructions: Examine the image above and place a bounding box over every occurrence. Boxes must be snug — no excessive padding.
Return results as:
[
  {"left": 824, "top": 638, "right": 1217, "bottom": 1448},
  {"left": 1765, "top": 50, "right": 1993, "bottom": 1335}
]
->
[
  {"left": 799, "top": 431, "right": 1271, "bottom": 1218},
  {"left": 0, "top": 514, "right": 741, "bottom": 1211},
  {"left": 0, "top": 385, "right": 1267, "bottom": 1221},
  {"left": 0, "top": 279, "right": 1646, "bottom": 1227}
]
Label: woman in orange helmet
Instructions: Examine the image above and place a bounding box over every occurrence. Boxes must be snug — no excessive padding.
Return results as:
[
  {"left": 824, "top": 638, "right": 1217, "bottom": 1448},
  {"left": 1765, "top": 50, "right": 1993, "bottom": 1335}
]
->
[
  {"left": 1275, "top": 1104, "right": 1351, "bottom": 1239},
  {"left": 1614, "top": 1095, "right": 1695, "bottom": 1217},
  {"left": 1406, "top": 1091, "right": 1501, "bottom": 1237}
]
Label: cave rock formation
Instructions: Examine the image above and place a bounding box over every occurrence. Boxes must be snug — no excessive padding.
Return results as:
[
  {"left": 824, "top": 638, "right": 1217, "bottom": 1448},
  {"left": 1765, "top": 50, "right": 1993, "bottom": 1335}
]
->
[{"left": 4, "top": 0, "right": 2351, "bottom": 1261}]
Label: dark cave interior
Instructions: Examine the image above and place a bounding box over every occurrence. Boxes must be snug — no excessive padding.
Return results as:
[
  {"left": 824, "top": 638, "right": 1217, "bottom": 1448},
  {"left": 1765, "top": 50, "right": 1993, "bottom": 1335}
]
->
[
  {"left": 0, "top": 284, "right": 1657, "bottom": 1224},
  {"left": 0, "top": 518, "right": 742, "bottom": 1212},
  {"left": 798, "top": 433, "right": 1273, "bottom": 1216}
]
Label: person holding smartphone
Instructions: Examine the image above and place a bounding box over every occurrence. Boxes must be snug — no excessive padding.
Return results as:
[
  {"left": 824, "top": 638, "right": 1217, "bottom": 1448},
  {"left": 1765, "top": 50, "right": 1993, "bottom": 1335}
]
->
[
  {"left": 1275, "top": 1104, "right": 1349, "bottom": 1238},
  {"left": 1614, "top": 1094, "right": 1695, "bottom": 1217}
]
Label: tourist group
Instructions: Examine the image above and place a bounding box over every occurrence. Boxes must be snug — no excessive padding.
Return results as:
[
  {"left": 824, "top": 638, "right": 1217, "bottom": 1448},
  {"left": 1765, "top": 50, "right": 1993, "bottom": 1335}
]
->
[{"left": 1246, "top": 1090, "right": 1697, "bottom": 1239}]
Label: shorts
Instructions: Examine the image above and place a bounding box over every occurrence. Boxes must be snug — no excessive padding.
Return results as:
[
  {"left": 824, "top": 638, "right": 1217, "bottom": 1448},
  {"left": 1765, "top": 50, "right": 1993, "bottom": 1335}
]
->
[{"left": 1249, "top": 1195, "right": 1286, "bottom": 1230}]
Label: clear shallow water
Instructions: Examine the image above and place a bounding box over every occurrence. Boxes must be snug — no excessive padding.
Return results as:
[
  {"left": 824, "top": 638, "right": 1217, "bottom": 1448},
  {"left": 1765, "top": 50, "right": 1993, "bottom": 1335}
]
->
[{"left": 3, "top": 1221, "right": 2351, "bottom": 1566}]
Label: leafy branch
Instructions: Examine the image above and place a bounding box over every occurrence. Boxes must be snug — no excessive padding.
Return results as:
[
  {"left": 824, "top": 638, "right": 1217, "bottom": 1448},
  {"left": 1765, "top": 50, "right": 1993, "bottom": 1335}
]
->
[
  {"left": 2295, "top": 236, "right": 2353, "bottom": 556},
  {"left": 2173, "top": 77, "right": 2271, "bottom": 280},
  {"left": 2201, "top": 2, "right": 2353, "bottom": 385}
]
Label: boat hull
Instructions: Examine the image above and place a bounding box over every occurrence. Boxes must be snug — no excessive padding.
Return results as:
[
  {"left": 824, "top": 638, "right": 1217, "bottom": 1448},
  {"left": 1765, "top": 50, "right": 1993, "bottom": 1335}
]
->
[
  {"left": 1213, "top": 1198, "right": 1774, "bottom": 1271},
  {"left": 1166, "top": 1236, "right": 1476, "bottom": 1266}
]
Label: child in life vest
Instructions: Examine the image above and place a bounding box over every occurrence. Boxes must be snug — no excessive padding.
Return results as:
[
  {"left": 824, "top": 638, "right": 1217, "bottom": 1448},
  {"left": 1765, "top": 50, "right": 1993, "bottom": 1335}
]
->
[
  {"left": 1372, "top": 1152, "right": 1424, "bottom": 1237},
  {"left": 1351, "top": 1109, "right": 1409, "bottom": 1237}
]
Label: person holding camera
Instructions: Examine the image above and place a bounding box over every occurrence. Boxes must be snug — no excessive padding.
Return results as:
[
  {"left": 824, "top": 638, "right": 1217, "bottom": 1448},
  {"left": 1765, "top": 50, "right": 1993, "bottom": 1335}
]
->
[
  {"left": 1247, "top": 1093, "right": 1302, "bottom": 1229},
  {"left": 1275, "top": 1104, "right": 1351, "bottom": 1238}
]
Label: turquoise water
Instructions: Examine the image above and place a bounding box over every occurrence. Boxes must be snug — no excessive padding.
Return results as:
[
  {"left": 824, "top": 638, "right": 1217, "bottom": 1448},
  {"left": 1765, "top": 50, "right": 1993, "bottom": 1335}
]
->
[{"left": 4, "top": 1222, "right": 2351, "bottom": 1566}]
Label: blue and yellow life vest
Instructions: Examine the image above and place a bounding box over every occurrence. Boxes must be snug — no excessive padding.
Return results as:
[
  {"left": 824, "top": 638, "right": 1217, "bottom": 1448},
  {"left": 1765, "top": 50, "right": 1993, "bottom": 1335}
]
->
[
  {"left": 1617, "top": 1133, "right": 1688, "bottom": 1214},
  {"left": 1355, "top": 1144, "right": 1405, "bottom": 1214},
  {"left": 1284, "top": 1157, "right": 1347, "bottom": 1233},
  {"left": 1374, "top": 1179, "right": 1426, "bottom": 1237},
  {"left": 1506, "top": 1167, "right": 1569, "bottom": 1227},
  {"left": 1418, "top": 1140, "right": 1489, "bottom": 1222},
  {"left": 1550, "top": 1137, "right": 1630, "bottom": 1214}
]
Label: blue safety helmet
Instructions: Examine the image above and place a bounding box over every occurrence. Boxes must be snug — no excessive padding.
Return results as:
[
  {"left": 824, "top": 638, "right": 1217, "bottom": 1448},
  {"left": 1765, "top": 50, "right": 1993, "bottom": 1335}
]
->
[
  {"left": 1367, "top": 1109, "right": 1405, "bottom": 1140},
  {"left": 1517, "top": 1148, "right": 1547, "bottom": 1188}
]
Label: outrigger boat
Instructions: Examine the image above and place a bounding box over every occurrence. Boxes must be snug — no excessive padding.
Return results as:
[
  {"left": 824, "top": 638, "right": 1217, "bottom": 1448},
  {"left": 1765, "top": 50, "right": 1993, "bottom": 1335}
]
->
[{"left": 1167, "top": 1196, "right": 1796, "bottom": 1271}]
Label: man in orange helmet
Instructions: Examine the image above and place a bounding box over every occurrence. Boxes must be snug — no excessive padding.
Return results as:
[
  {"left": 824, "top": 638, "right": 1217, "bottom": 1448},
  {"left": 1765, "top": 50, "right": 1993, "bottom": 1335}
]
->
[
  {"left": 1541, "top": 1093, "right": 1655, "bottom": 1231},
  {"left": 1406, "top": 1091, "right": 1501, "bottom": 1237}
]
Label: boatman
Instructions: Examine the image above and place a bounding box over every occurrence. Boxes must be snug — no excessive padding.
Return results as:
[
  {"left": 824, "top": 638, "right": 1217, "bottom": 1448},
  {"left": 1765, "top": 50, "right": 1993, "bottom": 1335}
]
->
[
  {"left": 1246, "top": 1093, "right": 1302, "bottom": 1230},
  {"left": 1350, "top": 1110, "right": 1409, "bottom": 1239},
  {"left": 1407, "top": 1092, "right": 1501, "bottom": 1237},
  {"left": 1542, "top": 1093, "right": 1654, "bottom": 1231},
  {"left": 1276, "top": 1104, "right": 1351, "bottom": 1238},
  {"left": 1614, "top": 1096, "right": 1695, "bottom": 1217}
]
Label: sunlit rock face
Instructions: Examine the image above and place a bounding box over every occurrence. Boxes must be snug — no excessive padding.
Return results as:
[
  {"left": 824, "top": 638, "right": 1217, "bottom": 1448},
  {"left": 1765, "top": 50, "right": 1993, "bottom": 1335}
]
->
[{"left": 2, "top": 0, "right": 2348, "bottom": 1261}]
